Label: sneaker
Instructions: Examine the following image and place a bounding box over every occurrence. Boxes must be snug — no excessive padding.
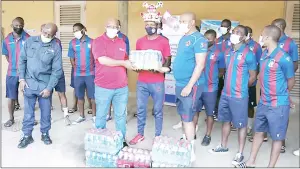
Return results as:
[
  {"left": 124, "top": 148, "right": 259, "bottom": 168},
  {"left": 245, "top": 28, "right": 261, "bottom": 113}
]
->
[
  {"left": 129, "top": 134, "right": 145, "bottom": 145},
  {"left": 106, "top": 115, "right": 112, "bottom": 121},
  {"left": 293, "top": 149, "right": 299, "bottom": 156},
  {"left": 213, "top": 114, "right": 218, "bottom": 121},
  {"left": 14, "top": 104, "right": 21, "bottom": 111},
  {"left": 72, "top": 116, "right": 86, "bottom": 124},
  {"left": 232, "top": 152, "right": 244, "bottom": 166},
  {"left": 281, "top": 146, "right": 286, "bottom": 153},
  {"left": 172, "top": 121, "right": 182, "bottom": 130},
  {"left": 201, "top": 135, "right": 211, "bottom": 146},
  {"left": 4, "top": 119, "right": 15, "bottom": 127},
  {"left": 41, "top": 133, "right": 52, "bottom": 145},
  {"left": 247, "top": 128, "right": 253, "bottom": 138},
  {"left": 123, "top": 141, "right": 129, "bottom": 148},
  {"left": 234, "top": 162, "right": 255, "bottom": 168},
  {"left": 18, "top": 135, "right": 34, "bottom": 149},
  {"left": 92, "top": 116, "right": 96, "bottom": 123},
  {"left": 209, "top": 144, "right": 229, "bottom": 154}
]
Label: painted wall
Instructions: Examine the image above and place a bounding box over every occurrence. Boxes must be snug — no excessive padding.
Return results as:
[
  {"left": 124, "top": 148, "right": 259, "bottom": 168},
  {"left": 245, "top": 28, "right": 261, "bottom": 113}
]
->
[{"left": 2, "top": 1, "right": 285, "bottom": 94}]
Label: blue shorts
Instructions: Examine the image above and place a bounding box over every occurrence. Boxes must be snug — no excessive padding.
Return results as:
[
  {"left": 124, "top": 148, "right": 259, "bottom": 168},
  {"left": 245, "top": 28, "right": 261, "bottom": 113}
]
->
[
  {"left": 175, "top": 85, "right": 203, "bottom": 122},
  {"left": 74, "top": 75, "right": 95, "bottom": 100},
  {"left": 70, "top": 68, "right": 75, "bottom": 88},
  {"left": 218, "top": 95, "right": 248, "bottom": 128},
  {"left": 197, "top": 91, "right": 218, "bottom": 116},
  {"left": 254, "top": 103, "right": 290, "bottom": 141},
  {"left": 6, "top": 76, "right": 19, "bottom": 100},
  {"left": 54, "top": 74, "right": 66, "bottom": 93}
]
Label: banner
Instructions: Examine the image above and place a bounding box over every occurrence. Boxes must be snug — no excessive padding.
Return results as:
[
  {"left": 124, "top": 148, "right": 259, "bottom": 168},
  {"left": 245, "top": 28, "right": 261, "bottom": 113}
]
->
[
  {"left": 200, "top": 19, "right": 239, "bottom": 38},
  {"left": 162, "top": 15, "right": 183, "bottom": 106}
]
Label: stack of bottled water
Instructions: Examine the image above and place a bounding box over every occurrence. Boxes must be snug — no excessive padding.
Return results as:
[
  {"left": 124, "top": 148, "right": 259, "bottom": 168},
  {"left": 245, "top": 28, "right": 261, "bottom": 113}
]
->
[
  {"left": 151, "top": 136, "right": 192, "bottom": 167},
  {"left": 129, "top": 50, "right": 163, "bottom": 71},
  {"left": 84, "top": 128, "right": 124, "bottom": 167},
  {"left": 117, "top": 147, "right": 152, "bottom": 168}
]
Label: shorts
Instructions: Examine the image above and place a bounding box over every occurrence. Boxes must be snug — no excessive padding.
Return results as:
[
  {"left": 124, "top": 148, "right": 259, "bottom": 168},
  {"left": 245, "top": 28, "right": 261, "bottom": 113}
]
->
[
  {"left": 175, "top": 85, "right": 203, "bottom": 122},
  {"left": 54, "top": 74, "right": 66, "bottom": 93},
  {"left": 254, "top": 103, "right": 290, "bottom": 141},
  {"left": 70, "top": 68, "right": 75, "bottom": 88},
  {"left": 248, "top": 86, "right": 257, "bottom": 108},
  {"left": 74, "top": 75, "right": 95, "bottom": 100},
  {"left": 197, "top": 91, "right": 218, "bottom": 116},
  {"left": 218, "top": 95, "right": 248, "bottom": 128},
  {"left": 6, "top": 76, "right": 19, "bottom": 99}
]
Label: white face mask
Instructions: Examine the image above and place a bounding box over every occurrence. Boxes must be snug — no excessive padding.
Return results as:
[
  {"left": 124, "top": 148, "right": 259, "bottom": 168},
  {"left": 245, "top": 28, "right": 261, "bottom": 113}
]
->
[
  {"left": 74, "top": 30, "right": 83, "bottom": 39},
  {"left": 259, "top": 35, "right": 264, "bottom": 47},
  {"left": 179, "top": 23, "right": 189, "bottom": 34},
  {"left": 220, "top": 27, "right": 228, "bottom": 35},
  {"left": 157, "top": 28, "right": 162, "bottom": 35},
  {"left": 41, "top": 34, "right": 52, "bottom": 43},
  {"left": 106, "top": 28, "right": 118, "bottom": 38},
  {"left": 230, "top": 34, "right": 241, "bottom": 45},
  {"left": 245, "top": 34, "right": 251, "bottom": 41}
]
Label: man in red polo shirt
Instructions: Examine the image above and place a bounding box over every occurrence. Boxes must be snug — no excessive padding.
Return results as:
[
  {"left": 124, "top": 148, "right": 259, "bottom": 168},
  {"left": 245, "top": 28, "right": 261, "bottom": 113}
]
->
[
  {"left": 92, "top": 18, "right": 134, "bottom": 147},
  {"left": 129, "top": 2, "right": 172, "bottom": 145}
]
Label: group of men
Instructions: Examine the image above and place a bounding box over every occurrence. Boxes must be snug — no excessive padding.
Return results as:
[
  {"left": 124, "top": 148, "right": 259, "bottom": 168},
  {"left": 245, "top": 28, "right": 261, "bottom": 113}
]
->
[{"left": 1, "top": 2, "right": 299, "bottom": 167}]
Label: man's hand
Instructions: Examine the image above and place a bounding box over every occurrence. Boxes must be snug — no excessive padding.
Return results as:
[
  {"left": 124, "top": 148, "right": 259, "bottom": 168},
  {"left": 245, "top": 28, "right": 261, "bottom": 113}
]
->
[
  {"left": 158, "top": 67, "right": 170, "bottom": 73},
  {"left": 123, "top": 60, "right": 135, "bottom": 70},
  {"left": 181, "top": 85, "right": 193, "bottom": 97},
  {"left": 40, "top": 89, "right": 51, "bottom": 98},
  {"left": 19, "top": 80, "right": 29, "bottom": 92}
]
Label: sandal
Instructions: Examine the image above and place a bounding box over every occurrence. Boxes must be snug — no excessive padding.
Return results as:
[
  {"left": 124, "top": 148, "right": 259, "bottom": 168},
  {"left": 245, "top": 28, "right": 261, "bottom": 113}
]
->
[
  {"left": 4, "top": 119, "right": 15, "bottom": 127},
  {"left": 234, "top": 162, "right": 255, "bottom": 168},
  {"left": 14, "top": 104, "right": 21, "bottom": 111},
  {"left": 68, "top": 108, "right": 77, "bottom": 113},
  {"left": 281, "top": 146, "right": 286, "bottom": 153}
]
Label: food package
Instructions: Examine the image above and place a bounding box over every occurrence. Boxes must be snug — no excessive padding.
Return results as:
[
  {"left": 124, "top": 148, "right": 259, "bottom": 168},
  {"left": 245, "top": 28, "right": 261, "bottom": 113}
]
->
[
  {"left": 85, "top": 150, "right": 118, "bottom": 167},
  {"left": 84, "top": 128, "right": 124, "bottom": 155},
  {"left": 117, "top": 147, "right": 151, "bottom": 168},
  {"left": 129, "top": 50, "right": 163, "bottom": 71},
  {"left": 151, "top": 136, "right": 192, "bottom": 167}
]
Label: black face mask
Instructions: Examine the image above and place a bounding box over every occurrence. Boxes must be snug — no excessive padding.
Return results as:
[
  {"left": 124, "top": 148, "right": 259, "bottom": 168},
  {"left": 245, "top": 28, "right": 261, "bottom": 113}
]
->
[
  {"left": 145, "top": 27, "right": 157, "bottom": 35},
  {"left": 13, "top": 27, "right": 23, "bottom": 35},
  {"left": 208, "top": 41, "right": 214, "bottom": 48}
]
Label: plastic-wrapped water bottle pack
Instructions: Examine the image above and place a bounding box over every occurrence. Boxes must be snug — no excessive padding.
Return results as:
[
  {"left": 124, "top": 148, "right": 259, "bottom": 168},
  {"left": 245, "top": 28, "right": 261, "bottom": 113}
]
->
[
  {"left": 129, "top": 50, "right": 163, "bottom": 71},
  {"left": 117, "top": 147, "right": 152, "bottom": 168},
  {"left": 151, "top": 136, "right": 192, "bottom": 167},
  {"left": 85, "top": 150, "right": 118, "bottom": 168},
  {"left": 151, "top": 161, "right": 187, "bottom": 168},
  {"left": 84, "top": 128, "right": 124, "bottom": 155}
]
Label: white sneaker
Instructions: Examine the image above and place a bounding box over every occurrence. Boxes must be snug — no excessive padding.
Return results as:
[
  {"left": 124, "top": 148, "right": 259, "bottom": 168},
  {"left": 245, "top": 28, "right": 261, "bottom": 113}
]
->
[
  {"left": 293, "top": 149, "right": 299, "bottom": 156},
  {"left": 172, "top": 121, "right": 182, "bottom": 130},
  {"left": 72, "top": 116, "right": 86, "bottom": 124}
]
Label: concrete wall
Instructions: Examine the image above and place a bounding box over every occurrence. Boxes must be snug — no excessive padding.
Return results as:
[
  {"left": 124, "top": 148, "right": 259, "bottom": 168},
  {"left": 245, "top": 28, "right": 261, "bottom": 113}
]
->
[{"left": 2, "top": 1, "right": 285, "bottom": 93}]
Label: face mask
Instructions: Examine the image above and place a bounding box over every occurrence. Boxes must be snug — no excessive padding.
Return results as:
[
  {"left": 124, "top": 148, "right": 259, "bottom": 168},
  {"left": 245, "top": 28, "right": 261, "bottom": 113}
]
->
[
  {"left": 207, "top": 41, "right": 214, "bottom": 48},
  {"left": 145, "top": 27, "right": 157, "bottom": 35},
  {"left": 13, "top": 27, "right": 23, "bottom": 35},
  {"left": 230, "top": 34, "right": 241, "bottom": 45},
  {"left": 259, "top": 35, "right": 265, "bottom": 47},
  {"left": 74, "top": 30, "right": 83, "bottom": 39},
  {"left": 157, "top": 28, "right": 162, "bottom": 35},
  {"left": 179, "top": 23, "right": 189, "bottom": 34},
  {"left": 41, "top": 34, "right": 52, "bottom": 43},
  {"left": 220, "top": 27, "right": 228, "bottom": 35},
  {"left": 106, "top": 28, "right": 118, "bottom": 38},
  {"left": 245, "top": 34, "right": 251, "bottom": 41}
]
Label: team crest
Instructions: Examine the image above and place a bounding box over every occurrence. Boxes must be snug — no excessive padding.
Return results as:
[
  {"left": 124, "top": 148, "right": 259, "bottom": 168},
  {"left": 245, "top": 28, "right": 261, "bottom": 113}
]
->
[
  {"left": 237, "top": 53, "right": 243, "bottom": 60},
  {"left": 185, "top": 40, "right": 191, "bottom": 46},
  {"left": 250, "top": 46, "right": 254, "bottom": 51},
  {"left": 268, "top": 59, "right": 275, "bottom": 67},
  {"left": 228, "top": 41, "right": 231, "bottom": 46},
  {"left": 210, "top": 53, "right": 215, "bottom": 60},
  {"left": 22, "top": 41, "right": 25, "bottom": 45},
  {"left": 286, "top": 56, "right": 291, "bottom": 62},
  {"left": 279, "top": 43, "right": 284, "bottom": 48},
  {"left": 200, "top": 42, "right": 207, "bottom": 48}
]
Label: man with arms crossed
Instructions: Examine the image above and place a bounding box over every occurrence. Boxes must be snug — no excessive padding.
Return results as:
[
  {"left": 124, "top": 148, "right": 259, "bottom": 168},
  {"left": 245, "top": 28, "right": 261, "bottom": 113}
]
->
[
  {"left": 18, "top": 23, "right": 63, "bottom": 148},
  {"left": 209, "top": 25, "right": 257, "bottom": 166},
  {"left": 234, "top": 25, "right": 295, "bottom": 168},
  {"left": 173, "top": 12, "right": 207, "bottom": 162},
  {"left": 93, "top": 18, "right": 134, "bottom": 147}
]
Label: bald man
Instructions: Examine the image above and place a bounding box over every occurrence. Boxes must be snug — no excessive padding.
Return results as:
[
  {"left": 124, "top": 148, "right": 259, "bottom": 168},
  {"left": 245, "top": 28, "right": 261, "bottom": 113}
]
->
[
  {"left": 17, "top": 23, "right": 63, "bottom": 148},
  {"left": 271, "top": 18, "right": 299, "bottom": 153},
  {"left": 173, "top": 12, "right": 207, "bottom": 162},
  {"left": 92, "top": 18, "right": 134, "bottom": 147},
  {"left": 235, "top": 25, "right": 295, "bottom": 168},
  {"left": 2, "top": 17, "right": 30, "bottom": 128},
  {"left": 210, "top": 25, "right": 257, "bottom": 165}
]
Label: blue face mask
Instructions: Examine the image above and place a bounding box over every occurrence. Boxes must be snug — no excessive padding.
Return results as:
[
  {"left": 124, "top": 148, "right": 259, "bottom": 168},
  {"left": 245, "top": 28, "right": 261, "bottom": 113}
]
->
[{"left": 145, "top": 27, "right": 157, "bottom": 35}]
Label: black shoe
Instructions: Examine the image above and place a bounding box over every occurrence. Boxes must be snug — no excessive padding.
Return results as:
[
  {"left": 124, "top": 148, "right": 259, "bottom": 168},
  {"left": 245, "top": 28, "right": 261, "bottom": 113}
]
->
[
  {"left": 281, "top": 146, "right": 286, "bottom": 153},
  {"left": 134, "top": 113, "right": 137, "bottom": 117},
  {"left": 201, "top": 135, "right": 211, "bottom": 146},
  {"left": 41, "top": 133, "right": 52, "bottom": 145},
  {"left": 14, "top": 104, "right": 21, "bottom": 111},
  {"left": 18, "top": 135, "right": 34, "bottom": 149},
  {"left": 123, "top": 141, "right": 129, "bottom": 148}
]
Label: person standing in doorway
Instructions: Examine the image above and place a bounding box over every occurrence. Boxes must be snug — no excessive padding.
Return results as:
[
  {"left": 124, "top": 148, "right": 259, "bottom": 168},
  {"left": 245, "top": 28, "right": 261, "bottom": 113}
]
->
[{"left": 2, "top": 17, "right": 30, "bottom": 127}]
